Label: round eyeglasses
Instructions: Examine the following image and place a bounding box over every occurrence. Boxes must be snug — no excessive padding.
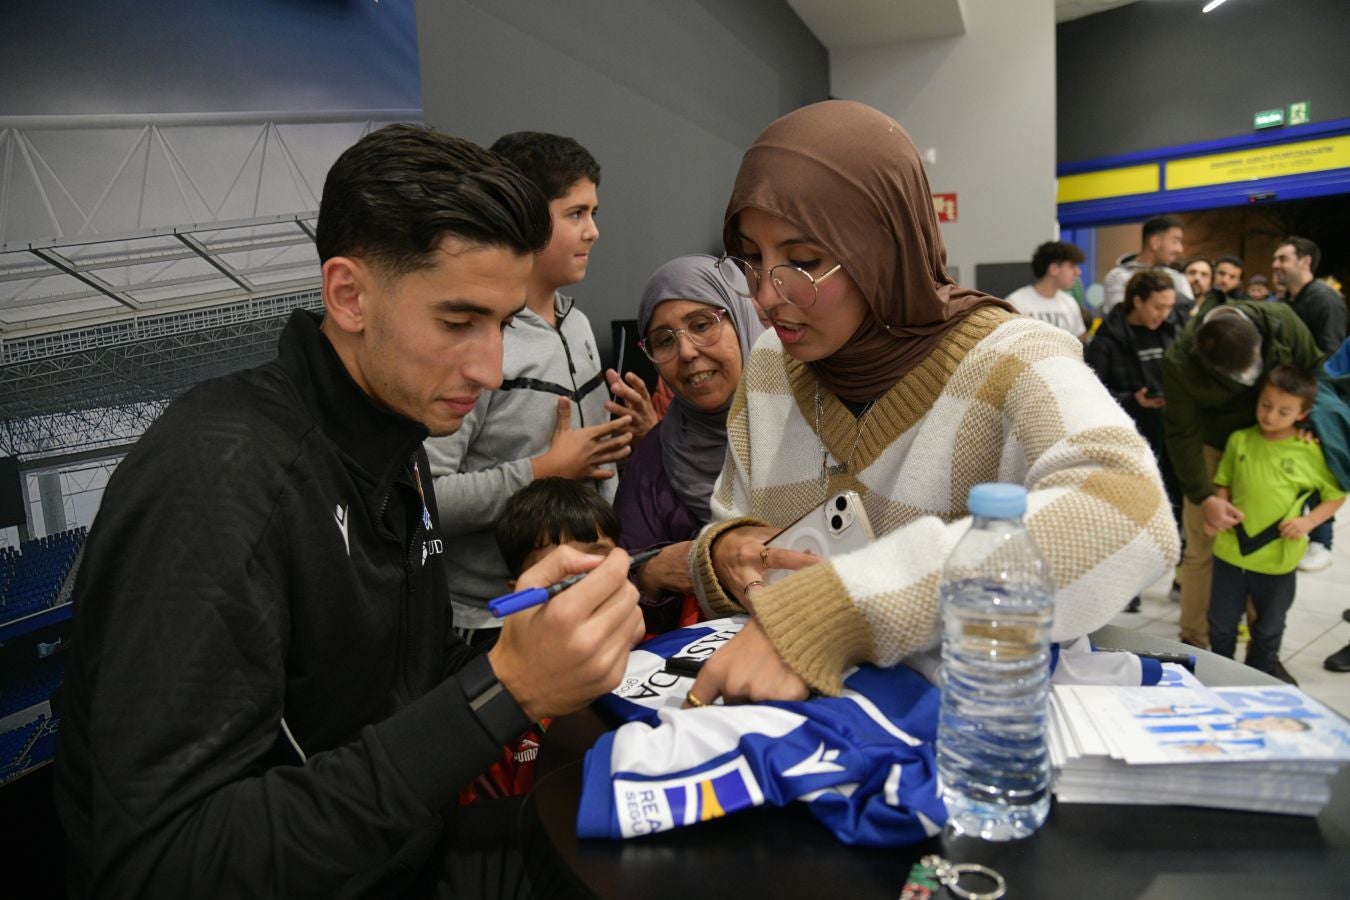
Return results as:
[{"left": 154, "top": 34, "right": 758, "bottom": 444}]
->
[
  {"left": 639, "top": 308, "right": 729, "bottom": 364},
  {"left": 715, "top": 255, "right": 843, "bottom": 309}
]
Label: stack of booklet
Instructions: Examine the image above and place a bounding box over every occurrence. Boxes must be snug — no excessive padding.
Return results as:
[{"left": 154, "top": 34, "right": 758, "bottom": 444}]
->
[{"left": 1049, "top": 665, "right": 1350, "bottom": 815}]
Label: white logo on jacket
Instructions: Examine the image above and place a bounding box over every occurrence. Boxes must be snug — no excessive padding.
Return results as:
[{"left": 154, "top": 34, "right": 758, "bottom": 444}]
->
[
  {"left": 782, "top": 742, "right": 845, "bottom": 778},
  {"left": 334, "top": 504, "right": 349, "bottom": 556}
]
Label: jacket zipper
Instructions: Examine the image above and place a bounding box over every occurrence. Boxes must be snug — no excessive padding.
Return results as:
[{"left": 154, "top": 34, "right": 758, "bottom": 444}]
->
[{"left": 554, "top": 299, "right": 587, "bottom": 427}]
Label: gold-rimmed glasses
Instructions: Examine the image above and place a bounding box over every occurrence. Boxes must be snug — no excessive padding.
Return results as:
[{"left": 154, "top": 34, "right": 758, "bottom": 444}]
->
[
  {"left": 715, "top": 255, "right": 843, "bottom": 309},
  {"left": 639, "top": 308, "right": 729, "bottom": 363}
]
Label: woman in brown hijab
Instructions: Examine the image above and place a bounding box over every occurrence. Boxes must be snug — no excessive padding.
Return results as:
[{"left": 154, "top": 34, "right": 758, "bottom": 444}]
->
[{"left": 684, "top": 101, "right": 1178, "bottom": 706}]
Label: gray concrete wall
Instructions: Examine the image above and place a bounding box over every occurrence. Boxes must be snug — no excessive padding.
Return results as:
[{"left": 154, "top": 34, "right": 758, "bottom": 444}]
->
[
  {"left": 830, "top": 0, "right": 1058, "bottom": 292},
  {"left": 415, "top": 0, "right": 828, "bottom": 362}
]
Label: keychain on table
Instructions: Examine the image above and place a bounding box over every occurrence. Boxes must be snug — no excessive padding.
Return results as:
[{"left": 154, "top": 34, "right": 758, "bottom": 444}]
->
[{"left": 900, "top": 854, "right": 1006, "bottom": 900}]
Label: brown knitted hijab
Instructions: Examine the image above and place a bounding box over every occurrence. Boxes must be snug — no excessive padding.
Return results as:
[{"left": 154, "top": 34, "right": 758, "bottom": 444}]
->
[{"left": 723, "top": 100, "right": 1011, "bottom": 402}]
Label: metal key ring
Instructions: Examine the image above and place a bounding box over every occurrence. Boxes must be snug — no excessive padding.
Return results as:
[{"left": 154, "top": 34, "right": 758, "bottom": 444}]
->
[{"left": 940, "top": 862, "right": 1006, "bottom": 900}]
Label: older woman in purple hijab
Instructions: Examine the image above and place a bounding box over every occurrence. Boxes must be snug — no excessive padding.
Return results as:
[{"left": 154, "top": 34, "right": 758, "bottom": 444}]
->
[{"left": 616, "top": 254, "right": 763, "bottom": 632}]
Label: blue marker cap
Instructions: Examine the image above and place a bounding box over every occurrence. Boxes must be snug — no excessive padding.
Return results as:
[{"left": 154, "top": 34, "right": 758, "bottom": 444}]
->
[{"left": 488, "top": 587, "right": 550, "bottom": 618}]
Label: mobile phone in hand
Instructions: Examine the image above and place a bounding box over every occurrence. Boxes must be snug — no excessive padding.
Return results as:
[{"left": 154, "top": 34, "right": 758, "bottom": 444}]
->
[{"left": 764, "top": 491, "right": 876, "bottom": 584}]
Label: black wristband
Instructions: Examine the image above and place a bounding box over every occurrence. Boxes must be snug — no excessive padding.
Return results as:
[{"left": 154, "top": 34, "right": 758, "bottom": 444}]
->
[{"left": 459, "top": 652, "right": 534, "bottom": 746}]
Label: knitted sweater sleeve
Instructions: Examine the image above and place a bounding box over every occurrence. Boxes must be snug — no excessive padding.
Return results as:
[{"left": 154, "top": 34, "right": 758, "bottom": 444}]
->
[{"left": 694, "top": 319, "right": 1180, "bottom": 694}]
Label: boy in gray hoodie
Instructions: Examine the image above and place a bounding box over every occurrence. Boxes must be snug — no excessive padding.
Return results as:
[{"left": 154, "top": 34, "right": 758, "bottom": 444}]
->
[{"left": 426, "top": 132, "right": 655, "bottom": 644}]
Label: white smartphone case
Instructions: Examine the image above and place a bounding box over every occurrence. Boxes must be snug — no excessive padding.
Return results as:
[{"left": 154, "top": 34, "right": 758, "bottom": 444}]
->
[{"left": 764, "top": 490, "right": 876, "bottom": 584}]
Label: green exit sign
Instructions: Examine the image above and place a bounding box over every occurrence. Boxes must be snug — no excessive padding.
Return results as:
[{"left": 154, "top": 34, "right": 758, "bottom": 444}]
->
[
  {"left": 1288, "top": 100, "right": 1311, "bottom": 125},
  {"left": 1254, "top": 108, "right": 1285, "bottom": 129}
]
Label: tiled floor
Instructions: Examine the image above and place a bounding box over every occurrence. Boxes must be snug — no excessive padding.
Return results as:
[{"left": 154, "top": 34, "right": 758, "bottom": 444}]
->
[{"left": 1105, "top": 516, "right": 1350, "bottom": 719}]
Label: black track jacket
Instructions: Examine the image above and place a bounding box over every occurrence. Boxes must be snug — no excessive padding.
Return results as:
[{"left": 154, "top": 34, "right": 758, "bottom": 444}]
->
[{"left": 55, "top": 310, "right": 511, "bottom": 897}]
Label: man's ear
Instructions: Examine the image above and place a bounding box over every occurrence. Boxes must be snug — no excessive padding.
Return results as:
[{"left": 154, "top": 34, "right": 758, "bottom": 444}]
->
[{"left": 323, "top": 257, "right": 368, "bottom": 334}]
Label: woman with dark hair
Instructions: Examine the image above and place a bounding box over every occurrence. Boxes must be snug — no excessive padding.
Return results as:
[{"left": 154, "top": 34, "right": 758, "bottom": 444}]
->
[
  {"left": 682, "top": 101, "right": 1179, "bottom": 705},
  {"left": 1085, "top": 268, "right": 1185, "bottom": 610},
  {"left": 615, "top": 255, "right": 763, "bottom": 632}
]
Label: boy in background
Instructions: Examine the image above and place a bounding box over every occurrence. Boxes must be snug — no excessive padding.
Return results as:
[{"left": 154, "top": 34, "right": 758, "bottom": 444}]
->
[
  {"left": 1004, "top": 240, "right": 1087, "bottom": 340},
  {"left": 427, "top": 132, "right": 654, "bottom": 646},
  {"left": 1205, "top": 365, "right": 1345, "bottom": 681},
  {"left": 460, "top": 478, "right": 622, "bottom": 803},
  {"left": 496, "top": 477, "right": 620, "bottom": 585}
]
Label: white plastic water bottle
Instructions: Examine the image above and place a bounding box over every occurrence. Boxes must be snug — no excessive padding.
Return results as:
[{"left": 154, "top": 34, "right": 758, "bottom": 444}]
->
[{"left": 936, "top": 483, "right": 1054, "bottom": 840}]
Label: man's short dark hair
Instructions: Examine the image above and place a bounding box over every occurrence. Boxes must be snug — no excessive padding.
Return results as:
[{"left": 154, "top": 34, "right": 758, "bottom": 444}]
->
[
  {"left": 1124, "top": 268, "right": 1176, "bottom": 311},
  {"left": 1280, "top": 235, "right": 1321, "bottom": 274},
  {"left": 1196, "top": 310, "right": 1261, "bottom": 375},
  {"left": 1262, "top": 364, "right": 1318, "bottom": 412},
  {"left": 490, "top": 132, "right": 601, "bottom": 202},
  {"left": 1215, "top": 255, "right": 1244, "bottom": 272},
  {"left": 315, "top": 124, "right": 550, "bottom": 277},
  {"left": 1031, "top": 241, "right": 1085, "bottom": 279},
  {"left": 1142, "top": 215, "right": 1183, "bottom": 244},
  {"left": 1183, "top": 256, "right": 1213, "bottom": 274},
  {"left": 495, "top": 478, "right": 620, "bottom": 577}
]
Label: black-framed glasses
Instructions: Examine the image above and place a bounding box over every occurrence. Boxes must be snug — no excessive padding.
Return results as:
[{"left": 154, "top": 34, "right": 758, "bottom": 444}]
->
[
  {"left": 715, "top": 255, "right": 843, "bottom": 309},
  {"left": 639, "top": 308, "right": 729, "bottom": 363}
]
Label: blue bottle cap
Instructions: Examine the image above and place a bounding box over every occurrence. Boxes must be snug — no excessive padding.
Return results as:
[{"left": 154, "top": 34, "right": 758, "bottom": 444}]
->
[{"left": 968, "top": 483, "right": 1027, "bottom": 518}]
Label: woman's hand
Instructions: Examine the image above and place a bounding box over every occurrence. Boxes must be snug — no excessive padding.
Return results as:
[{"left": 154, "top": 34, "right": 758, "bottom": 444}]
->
[
  {"left": 633, "top": 541, "right": 694, "bottom": 596},
  {"left": 683, "top": 618, "right": 809, "bottom": 707},
  {"left": 711, "top": 525, "right": 819, "bottom": 612},
  {"left": 1133, "top": 387, "right": 1165, "bottom": 409}
]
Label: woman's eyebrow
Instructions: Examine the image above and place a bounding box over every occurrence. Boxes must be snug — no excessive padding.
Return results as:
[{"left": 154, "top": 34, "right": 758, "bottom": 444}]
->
[{"left": 736, "top": 232, "right": 815, "bottom": 250}]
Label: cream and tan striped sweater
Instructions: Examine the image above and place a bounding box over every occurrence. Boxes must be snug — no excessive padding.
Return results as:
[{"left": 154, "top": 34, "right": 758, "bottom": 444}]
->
[{"left": 691, "top": 307, "right": 1180, "bottom": 694}]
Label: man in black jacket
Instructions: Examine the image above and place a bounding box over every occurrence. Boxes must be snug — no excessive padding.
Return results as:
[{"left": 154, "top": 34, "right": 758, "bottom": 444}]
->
[
  {"left": 1272, "top": 235, "right": 1347, "bottom": 571},
  {"left": 1274, "top": 236, "right": 1347, "bottom": 355},
  {"left": 54, "top": 125, "right": 645, "bottom": 898}
]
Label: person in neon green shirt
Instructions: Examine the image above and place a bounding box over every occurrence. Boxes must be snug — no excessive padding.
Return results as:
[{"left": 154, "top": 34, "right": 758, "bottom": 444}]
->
[{"left": 1206, "top": 365, "right": 1346, "bottom": 677}]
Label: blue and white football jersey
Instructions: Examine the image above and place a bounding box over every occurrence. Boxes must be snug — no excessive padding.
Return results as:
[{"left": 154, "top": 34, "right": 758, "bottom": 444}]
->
[{"left": 578, "top": 619, "right": 947, "bottom": 846}]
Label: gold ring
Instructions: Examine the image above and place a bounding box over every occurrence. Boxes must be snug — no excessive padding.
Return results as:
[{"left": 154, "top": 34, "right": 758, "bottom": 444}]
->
[
  {"left": 742, "top": 579, "right": 766, "bottom": 604},
  {"left": 760, "top": 547, "right": 771, "bottom": 568},
  {"left": 685, "top": 691, "right": 706, "bottom": 708}
]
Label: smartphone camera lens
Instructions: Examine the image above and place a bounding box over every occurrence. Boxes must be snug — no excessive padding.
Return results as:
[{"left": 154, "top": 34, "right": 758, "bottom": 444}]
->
[
  {"left": 830, "top": 514, "right": 843, "bottom": 530},
  {"left": 834, "top": 496, "right": 847, "bottom": 511}
]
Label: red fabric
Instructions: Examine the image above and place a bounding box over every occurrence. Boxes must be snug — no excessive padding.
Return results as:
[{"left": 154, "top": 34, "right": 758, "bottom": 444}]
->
[{"left": 457, "top": 718, "right": 551, "bottom": 804}]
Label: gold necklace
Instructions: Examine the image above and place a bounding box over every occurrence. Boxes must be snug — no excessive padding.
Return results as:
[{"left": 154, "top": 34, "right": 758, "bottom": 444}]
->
[{"left": 814, "top": 379, "right": 876, "bottom": 479}]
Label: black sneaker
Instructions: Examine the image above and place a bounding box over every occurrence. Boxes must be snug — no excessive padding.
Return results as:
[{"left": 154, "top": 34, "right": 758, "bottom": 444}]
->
[
  {"left": 1269, "top": 661, "right": 1299, "bottom": 685},
  {"left": 1125, "top": 596, "right": 1141, "bottom": 613},
  {"left": 1342, "top": 609, "right": 1350, "bottom": 625},
  {"left": 1325, "top": 643, "right": 1350, "bottom": 673}
]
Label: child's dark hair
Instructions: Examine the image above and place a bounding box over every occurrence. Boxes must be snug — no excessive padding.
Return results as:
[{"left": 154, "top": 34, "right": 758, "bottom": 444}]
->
[
  {"left": 1261, "top": 364, "right": 1318, "bottom": 411},
  {"left": 495, "top": 477, "right": 620, "bottom": 577},
  {"left": 490, "top": 132, "right": 601, "bottom": 202}
]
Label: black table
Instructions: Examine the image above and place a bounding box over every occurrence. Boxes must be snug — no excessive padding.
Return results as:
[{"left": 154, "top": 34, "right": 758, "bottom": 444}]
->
[{"left": 524, "top": 626, "right": 1350, "bottom": 899}]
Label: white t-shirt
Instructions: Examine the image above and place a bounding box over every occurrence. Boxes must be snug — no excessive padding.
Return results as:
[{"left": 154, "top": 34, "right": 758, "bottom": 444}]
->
[{"left": 1005, "top": 284, "right": 1085, "bottom": 337}]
